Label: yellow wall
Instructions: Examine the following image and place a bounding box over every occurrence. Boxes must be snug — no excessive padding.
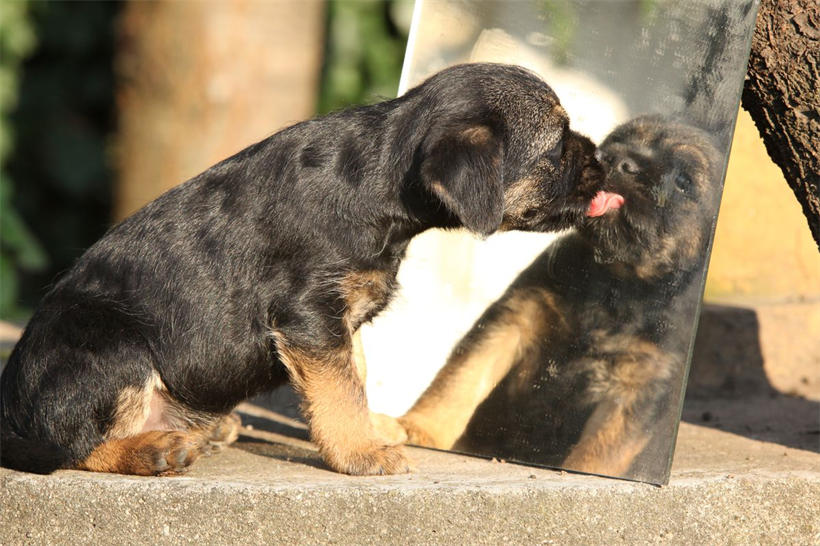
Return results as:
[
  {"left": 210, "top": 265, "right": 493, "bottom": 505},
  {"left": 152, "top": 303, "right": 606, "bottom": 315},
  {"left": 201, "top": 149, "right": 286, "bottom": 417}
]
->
[{"left": 705, "top": 109, "right": 820, "bottom": 301}]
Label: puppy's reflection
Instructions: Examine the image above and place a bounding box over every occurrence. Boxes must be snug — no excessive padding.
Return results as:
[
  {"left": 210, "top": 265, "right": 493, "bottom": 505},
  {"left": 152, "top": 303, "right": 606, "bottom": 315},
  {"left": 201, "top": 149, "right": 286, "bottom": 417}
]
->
[{"left": 399, "top": 116, "right": 721, "bottom": 481}]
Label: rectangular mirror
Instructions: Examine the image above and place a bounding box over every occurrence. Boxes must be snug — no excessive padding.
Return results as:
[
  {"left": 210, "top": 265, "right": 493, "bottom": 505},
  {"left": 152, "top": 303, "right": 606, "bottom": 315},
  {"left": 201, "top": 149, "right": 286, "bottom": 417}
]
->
[{"left": 361, "top": 0, "right": 760, "bottom": 484}]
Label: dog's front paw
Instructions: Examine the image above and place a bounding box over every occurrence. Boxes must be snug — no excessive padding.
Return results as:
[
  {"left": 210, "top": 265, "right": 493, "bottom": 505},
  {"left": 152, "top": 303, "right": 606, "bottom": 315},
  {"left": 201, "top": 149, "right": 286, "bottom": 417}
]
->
[{"left": 325, "top": 443, "right": 412, "bottom": 476}]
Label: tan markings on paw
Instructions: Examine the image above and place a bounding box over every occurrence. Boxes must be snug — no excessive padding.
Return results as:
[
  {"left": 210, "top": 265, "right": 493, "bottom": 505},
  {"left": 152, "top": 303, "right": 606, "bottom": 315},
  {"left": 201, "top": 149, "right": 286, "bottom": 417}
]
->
[
  {"left": 78, "top": 430, "right": 205, "bottom": 476},
  {"left": 325, "top": 443, "right": 412, "bottom": 476}
]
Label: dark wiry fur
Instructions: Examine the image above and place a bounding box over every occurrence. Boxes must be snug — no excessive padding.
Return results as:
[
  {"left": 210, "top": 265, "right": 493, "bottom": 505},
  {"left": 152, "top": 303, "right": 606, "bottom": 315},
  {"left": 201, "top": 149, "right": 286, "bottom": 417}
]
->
[
  {"left": 400, "top": 116, "right": 722, "bottom": 483},
  {"left": 0, "top": 63, "right": 604, "bottom": 476}
]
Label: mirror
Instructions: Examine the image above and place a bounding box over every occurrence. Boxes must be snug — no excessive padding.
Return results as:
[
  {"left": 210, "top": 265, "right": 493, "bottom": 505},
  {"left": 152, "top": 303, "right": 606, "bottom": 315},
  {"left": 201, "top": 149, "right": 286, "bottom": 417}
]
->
[{"left": 360, "top": 0, "right": 760, "bottom": 484}]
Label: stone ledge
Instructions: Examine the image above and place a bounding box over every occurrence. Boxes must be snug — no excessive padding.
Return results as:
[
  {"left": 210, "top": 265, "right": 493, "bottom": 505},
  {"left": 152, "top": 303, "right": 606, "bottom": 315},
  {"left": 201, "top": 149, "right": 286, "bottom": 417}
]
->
[
  {"left": 2, "top": 414, "right": 818, "bottom": 545},
  {"left": 2, "top": 298, "right": 819, "bottom": 544}
]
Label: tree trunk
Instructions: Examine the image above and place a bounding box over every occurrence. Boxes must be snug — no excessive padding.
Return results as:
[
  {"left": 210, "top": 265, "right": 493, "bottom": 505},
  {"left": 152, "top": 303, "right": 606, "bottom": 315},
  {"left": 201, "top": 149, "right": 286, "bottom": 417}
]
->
[
  {"left": 114, "top": 0, "right": 324, "bottom": 220},
  {"left": 742, "top": 0, "right": 820, "bottom": 251}
]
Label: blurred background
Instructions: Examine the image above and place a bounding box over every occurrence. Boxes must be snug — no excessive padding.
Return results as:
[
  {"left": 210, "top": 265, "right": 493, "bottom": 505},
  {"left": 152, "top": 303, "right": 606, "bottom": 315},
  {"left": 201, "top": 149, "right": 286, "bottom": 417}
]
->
[
  {"left": 1, "top": 1, "right": 818, "bottom": 411},
  {"left": 0, "top": 0, "right": 412, "bottom": 320}
]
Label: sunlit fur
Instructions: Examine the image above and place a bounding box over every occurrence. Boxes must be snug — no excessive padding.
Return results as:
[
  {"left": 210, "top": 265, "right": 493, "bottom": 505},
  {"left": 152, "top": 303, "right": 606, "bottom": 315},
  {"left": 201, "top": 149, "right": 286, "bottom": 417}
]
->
[{"left": 0, "top": 63, "right": 604, "bottom": 476}]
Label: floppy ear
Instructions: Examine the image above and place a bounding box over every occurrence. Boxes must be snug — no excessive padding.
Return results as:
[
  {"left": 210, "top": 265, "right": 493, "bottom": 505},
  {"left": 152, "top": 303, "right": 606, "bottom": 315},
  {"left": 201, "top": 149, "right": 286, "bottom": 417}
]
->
[{"left": 420, "top": 125, "right": 504, "bottom": 236}]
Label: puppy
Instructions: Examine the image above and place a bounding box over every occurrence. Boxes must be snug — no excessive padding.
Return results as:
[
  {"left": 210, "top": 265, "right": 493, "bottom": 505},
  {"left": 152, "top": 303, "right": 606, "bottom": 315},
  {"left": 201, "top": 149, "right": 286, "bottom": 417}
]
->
[
  {"left": 399, "top": 115, "right": 721, "bottom": 481},
  {"left": 0, "top": 63, "right": 607, "bottom": 476}
]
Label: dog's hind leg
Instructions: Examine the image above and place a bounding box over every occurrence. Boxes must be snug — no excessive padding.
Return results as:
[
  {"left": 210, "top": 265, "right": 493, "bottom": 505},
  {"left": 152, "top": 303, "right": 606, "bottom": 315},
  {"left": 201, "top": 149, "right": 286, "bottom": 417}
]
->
[
  {"left": 78, "top": 430, "right": 204, "bottom": 476},
  {"left": 79, "top": 410, "right": 239, "bottom": 475},
  {"left": 74, "top": 370, "right": 211, "bottom": 475},
  {"left": 2, "top": 300, "right": 229, "bottom": 476}
]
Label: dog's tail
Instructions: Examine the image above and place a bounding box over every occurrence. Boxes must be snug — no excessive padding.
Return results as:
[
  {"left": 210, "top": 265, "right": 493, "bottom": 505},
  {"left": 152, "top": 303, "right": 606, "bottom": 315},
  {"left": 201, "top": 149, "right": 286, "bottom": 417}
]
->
[{"left": 0, "top": 425, "right": 68, "bottom": 474}]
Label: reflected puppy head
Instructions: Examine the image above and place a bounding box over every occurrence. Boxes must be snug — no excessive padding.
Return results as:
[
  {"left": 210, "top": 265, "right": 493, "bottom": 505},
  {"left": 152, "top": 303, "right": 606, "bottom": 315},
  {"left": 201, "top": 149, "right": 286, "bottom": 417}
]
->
[
  {"left": 583, "top": 115, "right": 722, "bottom": 277},
  {"left": 413, "top": 63, "right": 605, "bottom": 235}
]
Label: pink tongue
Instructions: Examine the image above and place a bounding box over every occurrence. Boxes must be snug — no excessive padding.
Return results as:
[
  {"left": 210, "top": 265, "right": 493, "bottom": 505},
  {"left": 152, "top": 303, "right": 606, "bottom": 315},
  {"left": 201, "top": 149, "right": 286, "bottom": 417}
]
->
[{"left": 587, "top": 191, "right": 625, "bottom": 217}]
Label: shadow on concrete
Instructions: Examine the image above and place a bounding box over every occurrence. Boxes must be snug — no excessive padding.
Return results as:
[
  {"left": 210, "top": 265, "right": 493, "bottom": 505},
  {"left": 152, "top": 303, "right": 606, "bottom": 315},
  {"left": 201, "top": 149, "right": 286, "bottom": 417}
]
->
[
  {"left": 228, "top": 388, "right": 330, "bottom": 469},
  {"left": 232, "top": 437, "right": 326, "bottom": 470},
  {"left": 684, "top": 303, "right": 820, "bottom": 453}
]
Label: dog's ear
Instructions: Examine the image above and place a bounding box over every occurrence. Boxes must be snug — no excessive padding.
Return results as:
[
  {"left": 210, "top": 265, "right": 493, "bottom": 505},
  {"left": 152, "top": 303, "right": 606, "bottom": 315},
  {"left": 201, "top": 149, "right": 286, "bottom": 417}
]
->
[{"left": 421, "top": 124, "right": 504, "bottom": 236}]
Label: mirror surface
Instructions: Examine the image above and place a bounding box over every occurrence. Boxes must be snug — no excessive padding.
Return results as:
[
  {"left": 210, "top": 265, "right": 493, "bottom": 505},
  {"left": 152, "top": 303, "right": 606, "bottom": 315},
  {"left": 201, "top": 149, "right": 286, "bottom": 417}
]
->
[{"left": 362, "top": 0, "right": 760, "bottom": 484}]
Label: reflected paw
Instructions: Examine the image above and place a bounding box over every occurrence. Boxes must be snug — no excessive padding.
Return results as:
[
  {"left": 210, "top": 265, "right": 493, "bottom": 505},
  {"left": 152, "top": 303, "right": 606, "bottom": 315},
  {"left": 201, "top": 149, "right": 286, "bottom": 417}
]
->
[
  {"left": 397, "top": 417, "right": 439, "bottom": 449},
  {"left": 370, "top": 412, "right": 408, "bottom": 445}
]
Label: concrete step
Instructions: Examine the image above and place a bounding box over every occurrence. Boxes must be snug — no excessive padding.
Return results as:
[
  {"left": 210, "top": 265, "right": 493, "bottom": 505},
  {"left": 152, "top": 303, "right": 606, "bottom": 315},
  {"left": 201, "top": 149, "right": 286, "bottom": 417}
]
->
[
  {"left": 2, "top": 298, "right": 819, "bottom": 544},
  {"left": 2, "top": 396, "right": 818, "bottom": 545}
]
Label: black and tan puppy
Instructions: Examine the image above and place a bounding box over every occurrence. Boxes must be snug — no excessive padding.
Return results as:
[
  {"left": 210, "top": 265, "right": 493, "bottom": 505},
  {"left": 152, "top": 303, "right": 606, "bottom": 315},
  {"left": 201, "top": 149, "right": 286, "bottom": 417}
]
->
[
  {"left": 399, "top": 115, "right": 721, "bottom": 481},
  {"left": 0, "top": 63, "right": 607, "bottom": 476}
]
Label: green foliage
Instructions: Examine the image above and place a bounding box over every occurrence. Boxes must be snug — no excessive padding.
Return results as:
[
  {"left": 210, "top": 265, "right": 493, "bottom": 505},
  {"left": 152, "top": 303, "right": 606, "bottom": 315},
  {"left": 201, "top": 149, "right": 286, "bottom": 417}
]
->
[
  {"left": 0, "top": 0, "right": 36, "bottom": 160},
  {"left": 541, "top": 0, "right": 662, "bottom": 65},
  {"left": 639, "top": 0, "right": 662, "bottom": 23},
  {"left": 3, "top": 1, "right": 118, "bottom": 318},
  {"left": 0, "top": 0, "right": 47, "bottom": 320},
  {"left": 4, "top": 0, "right": 407, "bottom": 319},
  {"left": 0, "top": 178, "right": 48, "bottom": 316},
  {"left": 318, "top": 0, "right": 411, "bottom": 113},
  {"left": 542, "top": 0, "right": 578, "bottom": 66}
]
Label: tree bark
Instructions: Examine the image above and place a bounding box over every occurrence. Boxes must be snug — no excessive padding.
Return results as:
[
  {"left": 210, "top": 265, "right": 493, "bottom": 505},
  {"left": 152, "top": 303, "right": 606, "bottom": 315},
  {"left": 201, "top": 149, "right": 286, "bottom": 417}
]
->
[
  {"left": 114, "top": 0, "right": 324, "bottom": 220},
  {"left": 742, "top": 0, "right": 820, "bottom": 251}
]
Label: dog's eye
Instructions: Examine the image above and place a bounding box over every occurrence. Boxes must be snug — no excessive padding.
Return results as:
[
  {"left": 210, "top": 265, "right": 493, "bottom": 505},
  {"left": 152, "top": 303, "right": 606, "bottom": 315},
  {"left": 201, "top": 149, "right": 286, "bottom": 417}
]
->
[
  {"left": 617, "top": 157, "right": 640, "bottom": 175},
  {"left": 674, "top": 172, "right": 692, "bottom": 192}
]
